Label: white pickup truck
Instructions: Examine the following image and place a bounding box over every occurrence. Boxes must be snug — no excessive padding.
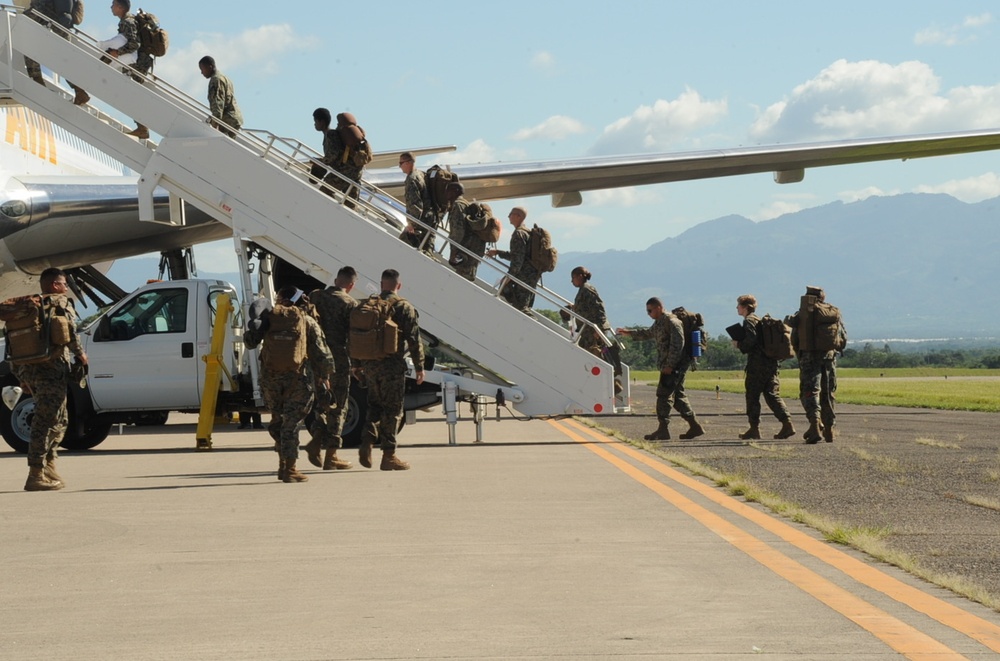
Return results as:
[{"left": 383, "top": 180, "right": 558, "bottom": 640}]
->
[{"left": 0, "top": 278, "right": 441, "bottom": 453}]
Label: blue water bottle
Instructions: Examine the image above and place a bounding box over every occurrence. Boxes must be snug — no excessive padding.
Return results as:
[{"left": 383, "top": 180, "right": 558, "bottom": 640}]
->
[{"left": 691, "top": 330, "right": 702, "bottom": 358}]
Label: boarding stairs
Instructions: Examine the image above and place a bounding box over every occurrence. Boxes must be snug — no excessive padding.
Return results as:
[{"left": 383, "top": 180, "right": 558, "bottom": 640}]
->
[{"left": 0, "top": 7, "right": 627, "bottom": 418}]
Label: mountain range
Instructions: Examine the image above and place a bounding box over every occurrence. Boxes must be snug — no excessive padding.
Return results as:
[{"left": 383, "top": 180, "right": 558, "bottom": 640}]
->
[{"left": 107, "top": 193, "right": 1000, "bottom": 341}]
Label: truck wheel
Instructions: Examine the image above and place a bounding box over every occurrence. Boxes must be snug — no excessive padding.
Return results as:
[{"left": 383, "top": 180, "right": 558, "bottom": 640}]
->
[
  {"left": 341, "top": 380, "right": 368, "bottom": 448},
  {"left": 59, "top": 416, "right": 113, "bottom": 451},
  {"left": 134, "top": 411, "right": 169, "bottom": 426},
  {"left": 0, "top": 387, "right": 32, "bottom": 453}
]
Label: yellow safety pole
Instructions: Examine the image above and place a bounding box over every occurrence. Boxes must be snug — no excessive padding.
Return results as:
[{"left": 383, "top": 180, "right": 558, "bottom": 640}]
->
[{"left": 195, "top": 293, "right": 233, "bottom": 450}]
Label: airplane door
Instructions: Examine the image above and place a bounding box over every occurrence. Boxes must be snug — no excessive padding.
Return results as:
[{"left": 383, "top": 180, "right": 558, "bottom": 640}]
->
[{"left": 85, "top": 287, "right": 201, "bottom": 411}]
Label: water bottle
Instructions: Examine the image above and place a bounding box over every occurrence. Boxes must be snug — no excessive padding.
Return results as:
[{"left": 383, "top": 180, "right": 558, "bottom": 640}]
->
[{"left": 691, "top": 330, "right": 702, "bottom": 358}]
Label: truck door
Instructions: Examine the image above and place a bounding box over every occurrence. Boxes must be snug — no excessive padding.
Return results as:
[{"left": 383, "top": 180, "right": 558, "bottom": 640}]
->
[{"left": 86, "top": 286, "right": 201, "bottom": 411}]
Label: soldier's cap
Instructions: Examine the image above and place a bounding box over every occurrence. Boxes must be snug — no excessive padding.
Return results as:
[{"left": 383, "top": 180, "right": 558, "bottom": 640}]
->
[
  {"left": 805, "top": 286, "right": 824, "bottom": 297},
  {"left": 446, "top": 182, "right": 464, "bottom": 193}
]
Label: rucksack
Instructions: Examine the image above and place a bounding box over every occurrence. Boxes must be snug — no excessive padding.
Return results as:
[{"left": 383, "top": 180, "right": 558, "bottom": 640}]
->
[
  {"left": 349, "top": 295, "right": 399, "bottom": 361},
  {"left": 671, "top": 307, "right": 707, "bottom": 358},
  {"left": 528, "top": 224, "right": 558, "bottom": 273},
  {"left": 135, "top": 10, "right": 168, "bottom": 57},
  {"left": 758, "top": 314, "right": 794, "bottom": 361},
  {"left": 72, "top": 0, "right": 84, "bottom": 26},
  {"left": 260, "top": 304, "right": 307, "bottom": 372},
  {"left": 0, "top": 295, "right": 73, "bottom": 365},
  {"left": 467, "top": 201, "right": 501, "bottom": 243},
  {"left": 426, "top": 165, "right": 459, "bottom": 215},
  {"left": 797, "top": 295, "right": 847, "bottom": 353}
]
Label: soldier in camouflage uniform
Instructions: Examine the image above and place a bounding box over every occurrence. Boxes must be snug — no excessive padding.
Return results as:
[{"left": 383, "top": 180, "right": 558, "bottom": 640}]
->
[
  {"left": 733, "top": 294, "right": 794, "bottom": 441},
  {"left": 563, "top": 267, "right": 622, "bottom": 392},
  {"left": 399, "top": 152, "right": 438, "bottom": 254},
  {"left": 23, "top": 0, "right": 89, "bottom": 105},
  {"left": 357, "top": 269, "right": 425, "bottom": 471},
  {"left": 786, "top": 286, "right": 846, "bottom": 444},
  {"left": 97, "top": 0, "right": 150, "bottom": 138},
  {"left": 487, "top": 207, "right": 540, "bottom": 312},
  {"left": 253, "top": 286, "right": 334, "bottom": 483},
  {"left": 617, "top": 297, "right": 705, "bottom": 441},
  {"left": 199, "top": 56, "right": 243, "bottom": 137},
  {"left": 303, "top": 266, "right": 359, "bottom": 471},
  {"left": 445, "top": 183, "right": 488, "bottom": 281},
  {"left": 12, "top": 268, "right": 88, "bottom": 491}
]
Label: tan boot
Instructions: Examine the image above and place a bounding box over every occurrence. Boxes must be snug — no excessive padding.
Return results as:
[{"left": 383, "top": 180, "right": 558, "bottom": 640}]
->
[
  {"left": 72, "top": 87, "right": 90, "bottom": 106},
  {"left": 25, "top": 466, "right": 62, "bottom": 491},
  {"left": 303, "top": 437, "right": 323, "bottom": 468},
  {"left": 738, "top": 423, "right": 760, "bottom": 440},
  {"left": 380, "top": 451, "right": 410, "bottom": 471},
  {"left": 773, "top": 420, "right": 796, "bottom": 439},
  {"left": 323, "top": 447, "right": 353, "bottom": 470},
  {"left": 127, "top": 124, "right": 149, "bottom": 139},
  {"left": 803, "top": 420, "right": 822, "bottom": 444},
  {"left": 679, "top": 416, "right": 705, "bottom": 440},
  {"left": 282, "top": 458, "right": 309, "bottom": 483},
  {"left": 643, "top": 418, "right": 670, "bottom": 441},
  {"left": 43, "top": 455, "right": 65, "bottom": 488},
  {"left": 823, "top": 425, "right": 836, "bottom": 443}
]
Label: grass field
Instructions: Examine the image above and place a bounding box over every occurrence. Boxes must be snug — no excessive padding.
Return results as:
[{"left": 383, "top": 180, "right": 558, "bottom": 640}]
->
[{"left": 630, "top": 367, "right": 1000, "bottom": 412}]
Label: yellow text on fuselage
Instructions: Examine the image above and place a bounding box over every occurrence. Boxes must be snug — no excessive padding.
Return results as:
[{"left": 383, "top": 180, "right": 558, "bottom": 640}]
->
[{"left": 4, "top": 107, "right": 58, "bottom": 164}]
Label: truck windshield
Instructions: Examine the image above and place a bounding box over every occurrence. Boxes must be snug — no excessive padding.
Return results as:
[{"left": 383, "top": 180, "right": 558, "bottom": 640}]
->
[{"left": 103, "top": 288, "right": 189, "bottom": 341}]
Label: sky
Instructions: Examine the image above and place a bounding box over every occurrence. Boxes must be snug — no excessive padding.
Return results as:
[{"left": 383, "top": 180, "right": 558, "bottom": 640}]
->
[{"left": 99, "top": 0, "right": 1000, "bottom": 273}]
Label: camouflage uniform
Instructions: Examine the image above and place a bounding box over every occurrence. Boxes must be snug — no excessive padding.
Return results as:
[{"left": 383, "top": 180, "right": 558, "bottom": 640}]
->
[
  {"left": 259, "top": 313, "right": 333, "bottom": 460},
  {"left": 630, "top": 312, "right": 696, "bottom": 424},
  {"left": 308, "top": 286, "right": 359, "bottom": 449},
  {"left": 319, "top": 129, "right": 365, "bottom": 206},
  {"left": 569, "top": 282, "right": 621, "bottom": 375},
  {"left": 447, "top": 197, "right": 488, "bottom": 281},
  {"left": 496, "top": 225, "right": 540, "bottom": 311},
  {"left": 357, "top": 292, "right": 423, "bottom": 453},
  {"left": 23, "top": 0, "right": 79, "bottom": 88},
  {"left": 788, "top": 310, "right": 846, "bottom": 432},
  {"left": 403, "top": 167, "right": 438, "bottom": 253},
  {"left": 207, "top": 71, "right": 243, "bottom": 133},
  {"left": 12, "top": 294, "right": 84, "bottom": 469},
  {"left": 736, "top": 314, "right": 791, "bottom": 425}
]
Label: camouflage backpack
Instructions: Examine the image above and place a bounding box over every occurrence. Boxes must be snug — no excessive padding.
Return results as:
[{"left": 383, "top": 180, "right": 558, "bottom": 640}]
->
[
  {"left": 467, "top": 201, "right": 501, "bottom": 243},
  {"left": 758, "top": 314, "right": 794, "bottom": 361},
  {"left": 349, "top": 295, "right": 399, "bottom": 361},
  {"left": 671, "top": 307, "right": 708, "bottom": 359},
  {"left": 0, "top": 294, "right": 73, "bottom": 365},
  {"left": 426, "top": 165, "right": 459, "bottom": 215},
  {"left": 136, "top": 10, "right": 168, "bottom": 57},
  {"left": 260, "top": 304, "right": 307, "bottom": 372},
  {"left": 528, "top": 224, "right": 558, "bottom": 273},
  {"left": 797, "top": 295, "right": 846, "bottom": 353}
]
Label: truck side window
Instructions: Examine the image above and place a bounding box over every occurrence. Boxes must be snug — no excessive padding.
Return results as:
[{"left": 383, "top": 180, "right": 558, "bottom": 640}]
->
[{"left": 97, "top": 288, "right": 189, "bottom": 342}]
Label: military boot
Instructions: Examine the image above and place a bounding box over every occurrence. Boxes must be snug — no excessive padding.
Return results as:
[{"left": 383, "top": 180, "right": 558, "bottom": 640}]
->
[
  {"left": 679, "top": 416, "right": 705, "bottom": 440},
  {"left": 303, "top": 437, "right": 323, "bottom": 468},
  {"left": 823, "top": 425, "right": 836, "bottom": 443},
  {"left": 277, "top": 457, "right": 287, "bottom": 482},
  {"left": 323, "top": 447, "right": 353, "bottom": 470},
  {"left": 643, "top": 418, "right": 670, "bottom": 441},
  {"left": 359, "top": 431, "right": 374, "bottom": 469},
  {"left": 803, "top": 420, "right": 822, "bottom": 444},
  {"left": 380, "top": 451, "right": 410, "bottom": 471},
  {"left": 773, "top": 420, "right": 796, "bottom": 440},
  {"left": 738, "top": 423, "right": 761, "bottom": 440},
  {"left": 25, "top": 466, "right": 62, "bottom": 491},
  {"left": 72, "top": 87, "right": 90, "bottom": 106},
  {"left": 43, "top": 454, "right": 65, "bottom": 488},
  {"left": 282, "top": 458, "right": 309, "bottom": 483},
  {"left": 30, "top": 71, "right": 45, "bottom": 85},
  {"left": 127, "top": 124, "right": 149, "bottom": 140}
]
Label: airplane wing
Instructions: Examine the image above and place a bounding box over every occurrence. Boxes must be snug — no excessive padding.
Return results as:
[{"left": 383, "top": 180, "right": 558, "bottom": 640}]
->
[
  {"left": 367, "top": 145, "right": 457, "bottom": 170},
  {"left": 366, "top": 128, "right": 1000, "bottom": 206}
]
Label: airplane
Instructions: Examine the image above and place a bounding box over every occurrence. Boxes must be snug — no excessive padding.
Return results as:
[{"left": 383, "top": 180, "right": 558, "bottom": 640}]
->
[{"left": 5, "top": 97, "right": 1000, "bottom": 305}]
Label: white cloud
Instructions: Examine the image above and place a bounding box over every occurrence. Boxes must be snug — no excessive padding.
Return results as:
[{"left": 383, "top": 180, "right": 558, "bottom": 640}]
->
[
  {"left": 585, "top": 187, "right": 662, "bottom": 208},
  {"left": 751, "top": 200, "right": 805, "bottom": 221},
  {"left": 155, "top": 25, "right": 320, "bottom": 98},
  {"left": 435, "top": 139, "right": 496, "bottom": 165},
  {"left": 533, "top": 210, "right": 602, "bottom": 240},
  {"left": 589, "top": 88, "right": 728, "bottom": 155},
  {"left": 914, "top": 13, "right": 992, "bottom": 46},
  {"left": 511, "top": 115, "right": 587, "bottom": 141},
  {"left": 913, "top": 172, "right": 1000, "bottom": 202},
  {"left": 531, "top": 51, "right": 555, "bottom": 70},
  {"left": 838, "top": 186, "right": 895, "bottom": 203},
  {"left": 750, "top": 59, "right": 1000, "bottom": 142}
]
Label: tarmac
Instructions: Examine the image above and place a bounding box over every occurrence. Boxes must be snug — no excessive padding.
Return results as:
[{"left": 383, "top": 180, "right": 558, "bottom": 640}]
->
[{"left": 3, "top": 409, "right": 1000, "bottom": 660}]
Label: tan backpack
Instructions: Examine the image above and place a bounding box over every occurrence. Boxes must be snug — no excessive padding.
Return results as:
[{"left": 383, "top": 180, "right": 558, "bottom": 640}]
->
[
  {"left": 261, "top": 305, "right": 307, "bottom": 372},
  {"left": 349, "top": 295, "right": 399, "bottom": 361}
]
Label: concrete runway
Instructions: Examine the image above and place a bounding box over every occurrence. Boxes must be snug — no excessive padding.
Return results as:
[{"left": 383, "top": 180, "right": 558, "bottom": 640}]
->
[{"left": 3, "top": 412, "right": 1000, "bottom": 660}]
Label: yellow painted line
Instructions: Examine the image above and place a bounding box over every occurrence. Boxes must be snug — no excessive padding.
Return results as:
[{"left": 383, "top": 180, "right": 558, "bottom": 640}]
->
[
  {"left": 559, "top": 418, "right": 1000, "bottom": 654},
  {"left": 548, "top": 419, "right": 968, "bottom": 661}
]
